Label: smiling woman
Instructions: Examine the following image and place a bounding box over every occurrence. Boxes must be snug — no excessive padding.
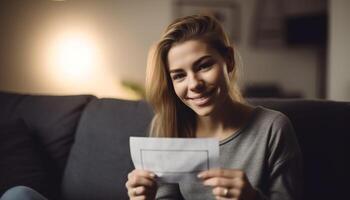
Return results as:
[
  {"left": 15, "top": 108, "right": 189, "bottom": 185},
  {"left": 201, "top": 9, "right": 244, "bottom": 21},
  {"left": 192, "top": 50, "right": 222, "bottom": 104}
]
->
[{"left": 126, "top": 15, "right": 303, "bottom": 200}]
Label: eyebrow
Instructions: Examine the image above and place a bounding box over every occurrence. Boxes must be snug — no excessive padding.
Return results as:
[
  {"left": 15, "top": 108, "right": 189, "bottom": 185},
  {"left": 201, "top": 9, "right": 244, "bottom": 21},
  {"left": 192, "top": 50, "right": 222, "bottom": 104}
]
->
[{"left": 169, "top": 55, "right": 212, "bottom": 74}]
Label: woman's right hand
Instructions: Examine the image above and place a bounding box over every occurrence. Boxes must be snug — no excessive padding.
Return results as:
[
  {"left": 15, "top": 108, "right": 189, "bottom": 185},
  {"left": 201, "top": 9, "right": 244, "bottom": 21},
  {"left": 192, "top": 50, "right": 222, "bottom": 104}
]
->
[{"left": 126, "top": 169, "right": 157, "bottom": 200}]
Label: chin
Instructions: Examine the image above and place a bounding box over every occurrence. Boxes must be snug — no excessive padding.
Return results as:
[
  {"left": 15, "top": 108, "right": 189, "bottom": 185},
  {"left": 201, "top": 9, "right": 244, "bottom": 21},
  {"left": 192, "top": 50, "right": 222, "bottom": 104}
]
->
[{"left": 192, "top": 106, "right": 214, "bottom": 117}]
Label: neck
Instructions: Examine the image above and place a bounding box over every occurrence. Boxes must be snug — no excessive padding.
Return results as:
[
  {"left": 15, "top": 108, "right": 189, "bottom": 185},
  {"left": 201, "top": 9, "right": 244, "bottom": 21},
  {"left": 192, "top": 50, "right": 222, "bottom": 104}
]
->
[{"left": 195, "top": 99, "right": 249, "bottom": 140}]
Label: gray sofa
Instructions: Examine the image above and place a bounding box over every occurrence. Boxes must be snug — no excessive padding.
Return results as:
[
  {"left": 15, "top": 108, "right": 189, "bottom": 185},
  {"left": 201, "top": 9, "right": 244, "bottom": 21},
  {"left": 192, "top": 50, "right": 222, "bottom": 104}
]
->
[{"left": 0, "top": 91, "right": 349, "bottom": 200}]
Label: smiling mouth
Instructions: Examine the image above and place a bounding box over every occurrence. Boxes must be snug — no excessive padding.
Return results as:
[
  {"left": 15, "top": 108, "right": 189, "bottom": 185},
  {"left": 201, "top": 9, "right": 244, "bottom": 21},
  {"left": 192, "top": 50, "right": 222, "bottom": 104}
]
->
[{"left": 187, "top": 89, "right": 215, "bottom": 106}]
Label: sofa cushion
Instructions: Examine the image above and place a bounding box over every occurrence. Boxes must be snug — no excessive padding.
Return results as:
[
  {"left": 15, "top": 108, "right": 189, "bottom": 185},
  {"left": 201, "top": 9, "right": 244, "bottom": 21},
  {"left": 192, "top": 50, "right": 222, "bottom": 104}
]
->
[
  {"left": 0, "top": 119, "right": 50, "bottom": 197},
  {"left": 0, "top": 92, "right": 95, "bottom": 199},
  {"left": 61, "top": 98, "right": 153, "bottom": 200},
  {"left": 0, "top": 92, "right": 95, "bottom": 171}
]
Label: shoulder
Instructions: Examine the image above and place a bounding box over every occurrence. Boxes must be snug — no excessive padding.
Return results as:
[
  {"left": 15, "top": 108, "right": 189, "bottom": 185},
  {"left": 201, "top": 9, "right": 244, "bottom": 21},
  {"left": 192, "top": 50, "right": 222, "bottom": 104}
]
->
[
  {"left": 249, "top": 106, "right": 294, "bottom": 134},
  {"left": 253, "top": 107, "right": 301, "bottom": 164},
  {"left": 255, "top": 106, "right": 289, "bottom": 122},
  {"left": 248, "top": 106, "right": 299, "bottom": 153},
  {"left": 253, "top": 106, "right": 296, "bottom": 142}
]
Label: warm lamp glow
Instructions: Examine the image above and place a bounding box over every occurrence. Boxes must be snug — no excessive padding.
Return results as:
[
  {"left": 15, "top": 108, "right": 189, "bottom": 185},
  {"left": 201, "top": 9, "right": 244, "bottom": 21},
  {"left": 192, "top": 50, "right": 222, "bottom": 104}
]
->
[
  {"left": 56, "top": 37, "right": 94, "bottom": 76},
  {"left": 49, "top": 33, "right": 96, "bottom": 80},
  {"left": 38, "top": 27, "right": 141, "bottom": 99}
]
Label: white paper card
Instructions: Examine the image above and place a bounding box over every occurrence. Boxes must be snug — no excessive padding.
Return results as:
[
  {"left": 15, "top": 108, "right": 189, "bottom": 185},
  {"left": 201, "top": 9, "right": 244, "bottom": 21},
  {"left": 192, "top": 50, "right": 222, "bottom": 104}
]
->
[{"left": 129, "top": 137, "right": 219, "bottom": 183}]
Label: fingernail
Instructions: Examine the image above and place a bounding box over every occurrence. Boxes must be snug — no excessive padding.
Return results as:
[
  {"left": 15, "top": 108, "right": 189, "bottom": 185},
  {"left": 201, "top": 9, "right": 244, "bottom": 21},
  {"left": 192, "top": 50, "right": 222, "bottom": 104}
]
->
[
  {"left": 150, "top": 173, "right": 156, "bottom": 178},
  {"left": 197, "top": 173, "right": 203, "bottom": 178}
]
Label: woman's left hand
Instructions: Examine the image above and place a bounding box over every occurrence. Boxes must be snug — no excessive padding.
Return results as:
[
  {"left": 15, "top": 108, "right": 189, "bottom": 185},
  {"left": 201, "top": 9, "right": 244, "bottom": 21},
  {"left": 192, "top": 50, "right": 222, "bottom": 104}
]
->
[{"left": 198, "top": 168, "right": 257, "bottom": 200}]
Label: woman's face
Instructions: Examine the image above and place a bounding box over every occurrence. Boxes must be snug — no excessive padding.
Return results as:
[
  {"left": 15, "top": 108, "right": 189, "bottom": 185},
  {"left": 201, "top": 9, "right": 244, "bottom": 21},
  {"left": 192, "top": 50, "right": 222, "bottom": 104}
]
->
[{"left": 167, "top": 39, "right": 231, "bottom": 117}]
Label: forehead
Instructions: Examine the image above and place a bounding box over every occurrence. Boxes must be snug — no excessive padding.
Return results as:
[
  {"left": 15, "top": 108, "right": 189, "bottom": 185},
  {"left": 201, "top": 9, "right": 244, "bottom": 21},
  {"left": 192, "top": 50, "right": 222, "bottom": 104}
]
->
[{"left": 167, "top": 40, "right": 216, "bottom": 70}]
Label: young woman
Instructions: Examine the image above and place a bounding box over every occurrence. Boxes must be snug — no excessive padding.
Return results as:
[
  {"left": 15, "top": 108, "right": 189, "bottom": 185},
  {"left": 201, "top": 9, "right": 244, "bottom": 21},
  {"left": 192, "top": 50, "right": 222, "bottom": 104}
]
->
[{"left": 126, "top": 15, "right": 302, "bottom": 200}]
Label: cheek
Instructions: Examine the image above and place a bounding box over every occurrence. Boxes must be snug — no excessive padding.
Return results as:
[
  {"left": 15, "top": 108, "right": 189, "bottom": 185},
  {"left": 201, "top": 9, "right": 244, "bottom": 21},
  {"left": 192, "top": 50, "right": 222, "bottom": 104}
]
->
[
  {"left": 205, "top": 68, "right": 223, "bottom": 85},
  {"left": 173, "top": 83, "right": 186, "bottom": 99},
  {"left": 205, "top": 68, "right": 230, "bottom": 93}
]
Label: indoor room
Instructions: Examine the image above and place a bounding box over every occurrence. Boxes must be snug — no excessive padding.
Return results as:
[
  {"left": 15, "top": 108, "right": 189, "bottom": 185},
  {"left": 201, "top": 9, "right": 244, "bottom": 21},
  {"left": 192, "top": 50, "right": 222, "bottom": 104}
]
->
[{"left": 0, "top": 1, "right": 349, "bottom": 200}]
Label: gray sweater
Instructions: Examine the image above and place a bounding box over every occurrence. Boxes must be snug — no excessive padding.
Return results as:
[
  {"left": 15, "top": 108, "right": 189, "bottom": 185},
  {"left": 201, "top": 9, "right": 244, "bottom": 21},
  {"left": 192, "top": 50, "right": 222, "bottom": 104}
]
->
[{"left": 156, "top": 106, "right": 303, "bottom": 200}]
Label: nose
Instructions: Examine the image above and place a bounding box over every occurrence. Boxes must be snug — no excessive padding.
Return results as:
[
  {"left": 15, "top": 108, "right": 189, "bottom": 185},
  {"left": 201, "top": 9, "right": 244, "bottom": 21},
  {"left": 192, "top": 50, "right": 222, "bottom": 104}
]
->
[{"left": 188, "top": 73, "right": 205, "bottom": 92}]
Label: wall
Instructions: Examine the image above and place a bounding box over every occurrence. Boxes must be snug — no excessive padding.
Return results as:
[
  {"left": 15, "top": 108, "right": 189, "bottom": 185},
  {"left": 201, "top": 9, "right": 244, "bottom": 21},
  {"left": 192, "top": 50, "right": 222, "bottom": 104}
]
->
[
  {"left": 327, "top": 0, "right": 350, "bottom": 101},
  {"left": 0, "top": 0, "right": 320, "bottom": 99},
  {"left": 238, "top": 0, "right": 318, "bottom": 98},
  {"left": 0, "top": 0, "right": 172, "bottom": 99}
]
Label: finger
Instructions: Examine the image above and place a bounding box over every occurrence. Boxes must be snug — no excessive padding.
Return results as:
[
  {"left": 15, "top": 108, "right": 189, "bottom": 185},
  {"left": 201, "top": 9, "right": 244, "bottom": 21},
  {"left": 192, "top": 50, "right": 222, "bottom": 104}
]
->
[
  {"left": 198, "top": 168, "right": 244, "bottom": 179},
  {"left": 128, "top": 186, "right": 149, "bottom": 197},
  {"left": 215, "top": 197, "right": 229, "bottom": 200},
  {"left": 134, "top": 186, "right": 147, "bottom": 196},
  {"left": 231, "top": 177, "right": 246, "bottom": 189},
  {"left": 131, "top": 195, "right": 146, "bottom": 200},
  {"left": 212, "top": 187, "right": 226, "bottom": 197},
  {"left": 128, "top": 169, "right": 156, "bottom": 180},
  {"left": 202, "top": 177, "right": 235, "bottom": 188},
  {"left": 215, "top": 187, "right": 242, "bottom": 197},
  {"left": 213, "top": 187, "right": 230, "bottom": 197},
  {"left": 215, "top": 197, "right": 237, "bottom": 200},
  {"left": 126, "top": 169, "right": 157, "bottom": 189},
  {"left": 126, "top": 175, "right": 156, "bottom": 188},
  {"left": 127, "top": 187, "right": 136, "bottom": 197}
]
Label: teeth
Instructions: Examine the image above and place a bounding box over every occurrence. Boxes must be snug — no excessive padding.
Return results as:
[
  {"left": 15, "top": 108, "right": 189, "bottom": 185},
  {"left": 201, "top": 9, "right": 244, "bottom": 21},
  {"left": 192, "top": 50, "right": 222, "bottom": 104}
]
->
[
  {"left": 187, "top": 90, "right": 214, "bottom": 106},
  {"left": 194, "top": 97, "right": 206, "bottom": 101},
  {"left": 192, "top": 94, "right": 209, "bottom": 100},
  {"left": 191, "top": 95, "right": 209, "bottom": 105}
]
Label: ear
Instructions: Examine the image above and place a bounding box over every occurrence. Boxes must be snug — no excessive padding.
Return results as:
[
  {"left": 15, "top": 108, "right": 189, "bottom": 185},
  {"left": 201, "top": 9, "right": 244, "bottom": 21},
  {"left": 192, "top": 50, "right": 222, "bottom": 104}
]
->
[{"left": 225, "top": 46, "right": 235, "bottom": 73}]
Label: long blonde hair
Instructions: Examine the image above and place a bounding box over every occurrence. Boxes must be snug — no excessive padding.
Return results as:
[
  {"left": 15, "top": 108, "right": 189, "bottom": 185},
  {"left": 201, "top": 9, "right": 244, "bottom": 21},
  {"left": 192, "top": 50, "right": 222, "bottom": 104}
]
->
[{"left": 145, "top": 15, "right": 244, "bottom": 138}]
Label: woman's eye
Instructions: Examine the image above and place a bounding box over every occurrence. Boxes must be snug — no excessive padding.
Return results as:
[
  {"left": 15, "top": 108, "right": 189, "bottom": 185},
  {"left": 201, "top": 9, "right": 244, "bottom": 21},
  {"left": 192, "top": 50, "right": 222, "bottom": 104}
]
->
[
  {"left": 172, "top": 74, "right": 185, "bottom": 81},
  {"left": 198, "top": 61, "right": 214, "bottom": 70}
]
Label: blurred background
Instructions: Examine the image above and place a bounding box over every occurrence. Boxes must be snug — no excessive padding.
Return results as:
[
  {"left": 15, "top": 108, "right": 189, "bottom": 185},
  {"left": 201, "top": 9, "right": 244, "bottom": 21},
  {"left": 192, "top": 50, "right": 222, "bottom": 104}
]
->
[{"left": 0, "top": 0, "right": 349, "bottom": 101}]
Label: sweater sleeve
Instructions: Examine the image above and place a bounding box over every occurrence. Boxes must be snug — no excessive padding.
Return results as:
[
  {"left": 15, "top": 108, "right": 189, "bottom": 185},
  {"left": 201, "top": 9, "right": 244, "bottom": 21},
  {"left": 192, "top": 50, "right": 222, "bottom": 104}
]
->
[{"left": 264, "top": 114, "right": 303, "bottom": 200}]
